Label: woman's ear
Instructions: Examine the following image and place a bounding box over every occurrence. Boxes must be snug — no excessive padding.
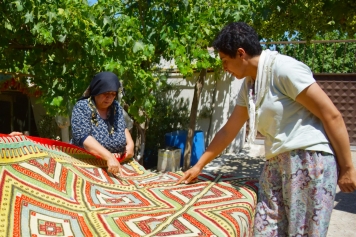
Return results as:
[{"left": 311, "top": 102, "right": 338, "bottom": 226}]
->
[{"left": 237, "top": 48, "right": 246, "bottom": 58}]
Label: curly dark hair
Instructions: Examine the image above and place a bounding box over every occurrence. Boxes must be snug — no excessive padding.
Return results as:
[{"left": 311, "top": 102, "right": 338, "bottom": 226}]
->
[{"left": 212, "top": 22, "right": 262, "bottom": 58}]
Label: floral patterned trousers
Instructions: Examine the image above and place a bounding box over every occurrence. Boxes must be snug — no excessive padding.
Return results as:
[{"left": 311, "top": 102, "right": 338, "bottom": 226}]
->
[{"left": 253, "top": 150, "right": 338, "bottom": 237}]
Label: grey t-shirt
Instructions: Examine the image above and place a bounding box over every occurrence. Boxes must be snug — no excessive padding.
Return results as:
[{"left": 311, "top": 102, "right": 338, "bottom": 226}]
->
[{"left": 237, "top": 53, "right": 333, "bottom": 159}]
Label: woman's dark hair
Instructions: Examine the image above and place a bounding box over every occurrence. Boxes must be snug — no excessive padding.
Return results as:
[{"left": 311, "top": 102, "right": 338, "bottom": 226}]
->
[{"left": 212, "top": 22, "right": 262, "bottom": 58}]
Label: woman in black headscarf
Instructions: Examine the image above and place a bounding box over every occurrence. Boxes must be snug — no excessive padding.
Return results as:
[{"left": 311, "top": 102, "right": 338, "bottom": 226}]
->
[{"left": 71, "top": 72, "right": 134, "bottom": 175}]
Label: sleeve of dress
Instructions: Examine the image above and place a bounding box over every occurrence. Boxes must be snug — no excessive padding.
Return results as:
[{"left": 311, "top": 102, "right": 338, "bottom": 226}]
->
[
  {"left": 71, "top": 100, "right": 92, "bottom": 147},
  {"left": 236, "top": 78, "right": 249, "bottom": 107},
  {"left": 275, "top": 56, "right": 316, "bottom": 100}
]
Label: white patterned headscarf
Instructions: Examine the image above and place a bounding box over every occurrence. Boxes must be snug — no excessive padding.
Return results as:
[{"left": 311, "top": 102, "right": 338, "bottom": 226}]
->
[{"left": 246, "top": 49, "right": 279, "bottom": 146}]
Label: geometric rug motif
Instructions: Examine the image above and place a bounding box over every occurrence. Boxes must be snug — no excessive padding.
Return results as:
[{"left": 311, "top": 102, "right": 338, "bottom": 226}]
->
[{"left": 0, "top": 134, "right": 258, "bottom": 237}]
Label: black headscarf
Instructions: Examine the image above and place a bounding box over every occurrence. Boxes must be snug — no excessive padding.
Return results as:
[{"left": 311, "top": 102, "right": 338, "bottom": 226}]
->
[
  {"left": 79, "top": 71, "right": 121, "bottom": 100},
  {"left": 79, "top": 71, "right": 122, "bottom": 134}
]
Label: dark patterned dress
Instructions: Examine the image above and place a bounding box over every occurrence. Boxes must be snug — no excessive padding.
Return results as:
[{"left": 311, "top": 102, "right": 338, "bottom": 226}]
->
[{"left": 71, "top": 98, "right": 127, "bottom": 153}]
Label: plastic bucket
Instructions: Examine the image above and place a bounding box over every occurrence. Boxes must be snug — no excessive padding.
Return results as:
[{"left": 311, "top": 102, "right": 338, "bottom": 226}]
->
[{"left": 164, "top": 130, "right": 205, "bottom": 167}]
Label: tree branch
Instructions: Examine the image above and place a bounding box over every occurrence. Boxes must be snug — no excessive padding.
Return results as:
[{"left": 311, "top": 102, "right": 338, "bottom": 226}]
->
[
  {"left": 0, "top": 71, "right": 35, "bottom": 78},
  {"left": 137, "top": 0, "right": 147, "bottom": 36},
  {"left": 8, "top": 39, "right": 65, "bottom": 50}
]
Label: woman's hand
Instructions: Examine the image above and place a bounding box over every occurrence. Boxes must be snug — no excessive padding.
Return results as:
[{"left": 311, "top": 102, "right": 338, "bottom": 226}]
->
[
  {"left": 338, "top": 167, "right": 356, "bottom": 193},
  {"left": 83, "top": 136, "right": 125, "bottom": 176},
  {"left": 125, "top": 144, "right": 134, "bottom": 159},
  {"left": 9, "top": 131, "right": 23, "bottom": 136},
  {"left": 175, "top": 105, "right": 248, "bottom": 185},
  {"left": 106, "top": 155, "right": 123, "bottom": 176},
  {"left": 176, "top": 165, "right": 202, "bottom": 184}
]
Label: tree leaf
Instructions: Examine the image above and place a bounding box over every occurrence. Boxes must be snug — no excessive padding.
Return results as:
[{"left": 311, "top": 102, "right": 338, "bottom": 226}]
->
[
  {"left": 182, "top": 0, "right": 189, "bottom": 7},
  {"left": 13, "top": 1, "right": 23, "bottom": 11},
  {"left": 32, "top": 23, "right": 40, "bottom": 33},
  {"left": 103, "top": 16, "right": 111, "bottom": 26},
  {"left": 58, "top": 35, "right": 66, "bottom": 43},
  {"left": 133, "top": 41, "right": 144, "bottom": 53},
  {"left": 203, "top": 28, "right": 210, "bottom": 35},
  {"left": 232, "top": 11, "right": 240, "bottom": 21},
  {"left": 25, "top": 12, "right": 34, "bottom": 23},
  {"left": 58, "top": 8, "right": 64, "bottom": 15},
  {"left": 327, "top": 21, "right": 335, "bottom": 25},
  {"left": 50, "top": 96, "right": 63, "bottom": 107},
  {"left": 5, "top": 22, "right": 12, "bottom": 31},
  {"left": 47, "top": 12, "right": 57, "bottom": 22}
]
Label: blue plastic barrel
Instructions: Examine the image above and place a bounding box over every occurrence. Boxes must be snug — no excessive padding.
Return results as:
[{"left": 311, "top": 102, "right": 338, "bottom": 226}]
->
[{"left": 164, "top": 130, "right": 205, "bottom": 167}]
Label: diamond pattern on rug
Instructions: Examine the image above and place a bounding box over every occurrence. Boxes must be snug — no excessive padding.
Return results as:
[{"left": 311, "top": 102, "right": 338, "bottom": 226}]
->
[{"left": 0, "top": 134, "right": 258, "bottom": 237}]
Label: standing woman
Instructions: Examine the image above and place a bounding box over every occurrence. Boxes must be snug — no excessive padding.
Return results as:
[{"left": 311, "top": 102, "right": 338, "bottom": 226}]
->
[
  {"left": 178, "top": 22, "right": 356, "bottom": 236},
  {"left": 71, "top": 71, "right": 134, "bottom": 175}
]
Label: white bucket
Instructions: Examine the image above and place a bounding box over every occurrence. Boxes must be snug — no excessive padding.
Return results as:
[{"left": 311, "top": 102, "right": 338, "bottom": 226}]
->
[{"left": 157, "top": 149, "right": 181, "bottom": 172}]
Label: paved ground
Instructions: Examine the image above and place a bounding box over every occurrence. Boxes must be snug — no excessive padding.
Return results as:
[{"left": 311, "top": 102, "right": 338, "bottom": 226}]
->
[{"left": 202, "top": 145, "right": 356, "bottom": 237}]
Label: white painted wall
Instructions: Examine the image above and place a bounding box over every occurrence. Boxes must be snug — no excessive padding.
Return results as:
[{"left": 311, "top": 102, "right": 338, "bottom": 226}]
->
[{"left": 165, "top": 71, "right": 246, "bottom": 153}]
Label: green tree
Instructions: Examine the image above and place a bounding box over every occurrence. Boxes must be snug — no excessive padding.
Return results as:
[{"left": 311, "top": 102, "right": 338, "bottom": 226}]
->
[
  {"left": 251, "top": 0, "right": 356, "bottom": 40},
  {"left": 0, "top": 0, "right": 160, "bottom": 115},
  {"left": 101, "top": 0, "right": 253, "bottom": 168},
  {"left": 164, "top": 0, "right": 252, "bottom": 170},
  {"left": 1, "top": 0, "right": 257, "bottom": 169},
  {"left": 124, "top": 0, "right": 252, "bottom": 169},
  {"left": 0, "top": 0, "right": 163, "bottom": 159},
  {"left": 1, "top": 0, "right": 98, "bottom": 114},
  {"left": 262, "top": 31, "right": 356, "bottom": 73}
]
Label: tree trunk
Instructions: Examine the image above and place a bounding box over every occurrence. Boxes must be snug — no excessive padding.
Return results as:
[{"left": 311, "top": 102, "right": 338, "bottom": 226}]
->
[
  {"left": 183, "top": 69, "right": 206, "bottom": 171},
  {"left": 134, "top": 122, "right": 146, "bottom": 165},
  {"left": 205, "top": 74, "right": 218, "bottom": 148}
]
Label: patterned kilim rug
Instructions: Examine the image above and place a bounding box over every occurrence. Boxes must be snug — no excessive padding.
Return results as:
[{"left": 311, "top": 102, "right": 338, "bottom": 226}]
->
[{"left": 0, "top": 134, "right": 258, "bottom": 237}]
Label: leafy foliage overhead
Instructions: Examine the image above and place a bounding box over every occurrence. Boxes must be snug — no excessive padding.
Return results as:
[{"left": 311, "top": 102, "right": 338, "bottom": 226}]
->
[
  {"left": 2, "top": 0, "right": 353, "bottom": 122},
  {"left": 1, "top": 0, "right": 158, "bottom": 118},
  {"left": 262, "top": 31, "right": 356, "bottom": 73},
  {"left": 120, "top": 0, "right": 251, "bottom": 75},
  {"left": 251, "top": 0, "right": 356, "bottom": 41},
  {"left": 0, "top": 0, "right": 251, "bottom": 120},
  {"left": 1, "top": 0, "right": 98, "bottom": 114}
]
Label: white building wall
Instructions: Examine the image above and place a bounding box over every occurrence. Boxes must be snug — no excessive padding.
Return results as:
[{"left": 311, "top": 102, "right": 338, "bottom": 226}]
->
[{"left": 165, "top": 71, "right": 245, "bottom": 154}]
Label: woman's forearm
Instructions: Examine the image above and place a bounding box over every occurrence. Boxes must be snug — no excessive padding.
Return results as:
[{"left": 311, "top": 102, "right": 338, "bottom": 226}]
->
[
  {"left": 195, "top": 105, "right": 249, "bottom": 170},
  {"left": 125, "top": 129, "right": 134, "bottom": 148},
  {"left": 83, "top": 136, "right": 113, "bottom": 161},
  {"left": 124, "top": 129, "right": 135, "bottom": 158},
  {"left": 322, "top": 113, "right": 353, "bottom": 170}
]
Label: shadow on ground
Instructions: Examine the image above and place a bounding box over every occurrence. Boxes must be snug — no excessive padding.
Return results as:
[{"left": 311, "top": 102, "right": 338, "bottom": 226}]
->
[
  {"left": 202, "top": 150, "right": 265, "bottom": 179},
  {"left": 333, "top": 190, "right": 356, "bottom": 214}
]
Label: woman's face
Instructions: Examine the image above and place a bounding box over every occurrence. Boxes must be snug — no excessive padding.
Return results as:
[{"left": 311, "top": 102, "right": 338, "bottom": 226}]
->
[
  {"left": 219, "top": 50, "right": 248, "bottom": 79},
  {"left": 94, "top": 91, "right": 117, "bottom": 110}
]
